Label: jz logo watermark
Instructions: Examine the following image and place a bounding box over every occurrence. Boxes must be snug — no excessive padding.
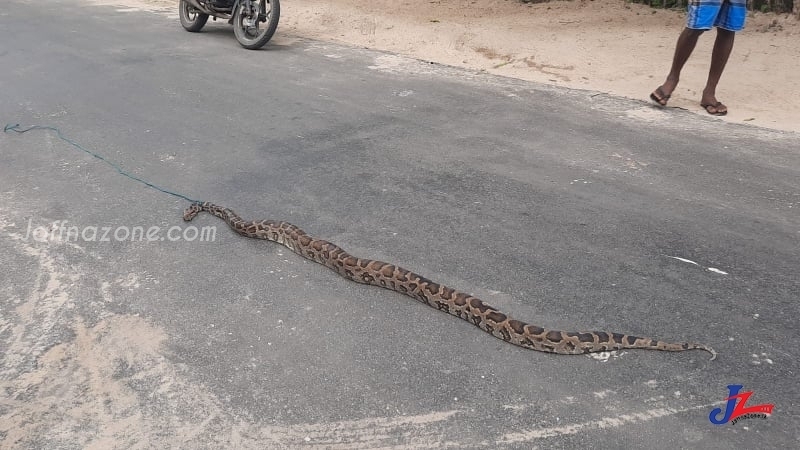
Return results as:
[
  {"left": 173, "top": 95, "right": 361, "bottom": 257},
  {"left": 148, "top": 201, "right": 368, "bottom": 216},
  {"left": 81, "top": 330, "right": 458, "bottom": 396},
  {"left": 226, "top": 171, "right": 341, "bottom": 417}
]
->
[
  {"left": 23, "top": 218, "right": 216, "bottom": 243},
  {"left": 709, "top": 385, "right": 774, "bottom": 425}
]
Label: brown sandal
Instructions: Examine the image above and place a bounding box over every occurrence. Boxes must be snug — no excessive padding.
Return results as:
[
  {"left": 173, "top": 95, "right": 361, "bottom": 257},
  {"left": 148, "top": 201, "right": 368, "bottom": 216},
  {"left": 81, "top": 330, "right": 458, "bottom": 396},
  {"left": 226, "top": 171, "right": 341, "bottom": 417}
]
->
[
  {"left": 650, "top": 87, "right": 671, "bottom": 106},
  {"left": 701, "top": 101, "right": 728, "bottom": 116}
]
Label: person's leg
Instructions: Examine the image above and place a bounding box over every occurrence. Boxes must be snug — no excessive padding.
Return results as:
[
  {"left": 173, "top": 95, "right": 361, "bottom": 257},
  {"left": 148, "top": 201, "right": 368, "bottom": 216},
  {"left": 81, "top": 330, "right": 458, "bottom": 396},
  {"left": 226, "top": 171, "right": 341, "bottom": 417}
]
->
[
  {"left": 700, "top": 28, "right": 735, "bottom": 114},
  {"left": 651, "top": 0, "right": 722, "bottom": 105},
  {"left": 700, "top": 0, "right": 746, "bottom": 114},
  {"left": 651, "top": 27, "right": 706, "bottom": 105}
]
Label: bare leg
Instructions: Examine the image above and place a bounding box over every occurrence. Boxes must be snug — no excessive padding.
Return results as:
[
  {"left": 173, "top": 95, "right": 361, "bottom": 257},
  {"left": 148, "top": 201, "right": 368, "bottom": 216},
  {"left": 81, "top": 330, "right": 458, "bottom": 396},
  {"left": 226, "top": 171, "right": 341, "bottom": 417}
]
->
[
  {"left": 701, "top": 28, "right": 735, "bottom": 114},
  {"left": 651, "top": 27, "right": 705, "bottom": 105}
]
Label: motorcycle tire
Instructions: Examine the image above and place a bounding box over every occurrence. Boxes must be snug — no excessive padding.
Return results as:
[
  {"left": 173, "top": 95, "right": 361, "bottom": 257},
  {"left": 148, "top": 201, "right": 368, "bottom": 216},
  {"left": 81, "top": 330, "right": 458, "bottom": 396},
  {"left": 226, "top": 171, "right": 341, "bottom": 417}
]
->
[
  {"left": 179, "top": 0, "right": 209, "bottom": 32},
  {"left": 233, "top": 0, "right": 280, "bottom": 50}
]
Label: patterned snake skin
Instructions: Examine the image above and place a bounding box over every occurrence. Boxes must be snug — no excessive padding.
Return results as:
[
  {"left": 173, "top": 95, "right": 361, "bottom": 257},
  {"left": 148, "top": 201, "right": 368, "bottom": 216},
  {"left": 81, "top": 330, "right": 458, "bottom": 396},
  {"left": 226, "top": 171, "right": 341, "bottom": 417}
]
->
[{"left": 184, "top": 202, "right": 716, "bottom": 360}]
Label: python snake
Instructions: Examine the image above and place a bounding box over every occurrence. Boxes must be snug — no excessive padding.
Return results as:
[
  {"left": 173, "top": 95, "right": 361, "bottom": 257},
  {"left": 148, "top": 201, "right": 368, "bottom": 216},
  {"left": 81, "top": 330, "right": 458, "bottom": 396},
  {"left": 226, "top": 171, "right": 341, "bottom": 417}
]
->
[{"left": 184, "top": 202, "right": 716, "bottom": 360}]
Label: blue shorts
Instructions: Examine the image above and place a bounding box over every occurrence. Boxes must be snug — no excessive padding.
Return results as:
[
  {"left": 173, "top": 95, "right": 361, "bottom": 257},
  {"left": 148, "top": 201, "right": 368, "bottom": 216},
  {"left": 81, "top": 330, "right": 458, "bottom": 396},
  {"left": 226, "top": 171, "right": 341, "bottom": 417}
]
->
[{"left": 687, "top": 0, "right": 747, "bottom": 31}]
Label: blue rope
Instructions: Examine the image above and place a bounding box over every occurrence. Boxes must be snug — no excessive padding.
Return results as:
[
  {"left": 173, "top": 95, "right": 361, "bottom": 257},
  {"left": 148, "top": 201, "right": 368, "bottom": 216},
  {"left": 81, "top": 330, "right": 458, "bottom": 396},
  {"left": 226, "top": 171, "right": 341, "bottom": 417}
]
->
[{"left": 4, "top": 123, "right": 201, "bottom": 204}]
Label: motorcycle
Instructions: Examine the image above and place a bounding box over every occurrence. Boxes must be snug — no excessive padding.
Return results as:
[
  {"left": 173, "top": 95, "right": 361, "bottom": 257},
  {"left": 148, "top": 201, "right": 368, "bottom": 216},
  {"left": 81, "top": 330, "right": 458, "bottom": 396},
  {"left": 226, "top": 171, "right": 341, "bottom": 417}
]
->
[{"left": 179, "top": 0, "right": 280, "bottom": 50}]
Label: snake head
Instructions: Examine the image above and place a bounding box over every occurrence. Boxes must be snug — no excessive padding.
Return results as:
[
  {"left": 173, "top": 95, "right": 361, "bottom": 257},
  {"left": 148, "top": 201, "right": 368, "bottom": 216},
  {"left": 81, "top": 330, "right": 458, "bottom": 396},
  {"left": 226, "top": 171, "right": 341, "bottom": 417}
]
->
[{"left": 183, "top": 203, "right": 203, "bottom": 221}]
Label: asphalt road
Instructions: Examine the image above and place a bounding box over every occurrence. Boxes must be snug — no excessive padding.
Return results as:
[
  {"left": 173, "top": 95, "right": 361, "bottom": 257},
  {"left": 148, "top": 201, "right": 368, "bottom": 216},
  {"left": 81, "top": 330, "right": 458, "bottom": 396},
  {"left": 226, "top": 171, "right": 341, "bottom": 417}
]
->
[{"left": 1, "top": 0, "right": 798, "bottom": 448}]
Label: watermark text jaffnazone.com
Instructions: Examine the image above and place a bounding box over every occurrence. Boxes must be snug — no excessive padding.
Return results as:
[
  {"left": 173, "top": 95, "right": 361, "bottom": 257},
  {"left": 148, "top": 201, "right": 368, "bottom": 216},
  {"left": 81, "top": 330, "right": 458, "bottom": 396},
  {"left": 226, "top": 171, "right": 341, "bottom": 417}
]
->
[{"left": 23, "top": 218, "right": 216, "bottom": 243}]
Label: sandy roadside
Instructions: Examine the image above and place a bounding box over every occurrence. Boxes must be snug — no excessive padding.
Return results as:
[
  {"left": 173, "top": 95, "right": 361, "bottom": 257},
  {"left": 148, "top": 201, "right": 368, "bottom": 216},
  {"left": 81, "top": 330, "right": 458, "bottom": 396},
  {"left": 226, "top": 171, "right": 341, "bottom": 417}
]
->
[{"left": 88, "top": 0, "right": 800, "bottom": 133}]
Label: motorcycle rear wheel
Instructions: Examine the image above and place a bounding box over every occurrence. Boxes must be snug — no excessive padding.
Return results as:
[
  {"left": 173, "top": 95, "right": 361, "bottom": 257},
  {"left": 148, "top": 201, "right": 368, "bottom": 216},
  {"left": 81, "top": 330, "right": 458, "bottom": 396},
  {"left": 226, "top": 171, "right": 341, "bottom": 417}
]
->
[
  {"left": 233, "top": 0, "right": 280, "bottom": 50},
  {"left": 179, "top": 0, "right": 209, "bottom": 32}
]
